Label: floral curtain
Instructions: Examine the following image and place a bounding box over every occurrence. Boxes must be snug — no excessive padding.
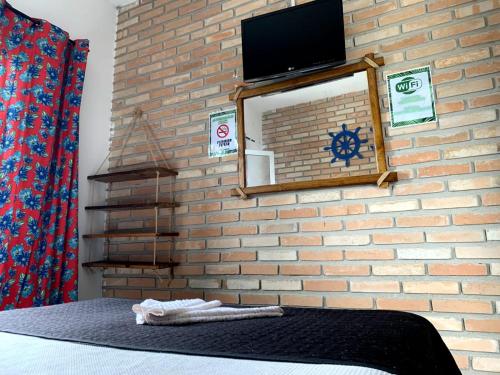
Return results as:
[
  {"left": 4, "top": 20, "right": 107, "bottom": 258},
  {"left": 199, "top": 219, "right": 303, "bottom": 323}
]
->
[{"left": 0, "top": 1, "right": 88, "bottom": 310}]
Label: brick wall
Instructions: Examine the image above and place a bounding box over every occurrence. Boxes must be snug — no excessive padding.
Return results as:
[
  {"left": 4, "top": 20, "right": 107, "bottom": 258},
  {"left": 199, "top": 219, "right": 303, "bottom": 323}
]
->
[
  {"left": 261, "top": 89, "right": 377, "bottom": 183},
  {"left": 103, "top": 0, "right": 499, "bottom": 373}
]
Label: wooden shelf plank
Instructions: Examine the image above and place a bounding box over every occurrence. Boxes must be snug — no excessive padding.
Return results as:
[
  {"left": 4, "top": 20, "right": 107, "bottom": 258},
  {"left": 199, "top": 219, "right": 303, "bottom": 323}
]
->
[
  {"left": 85, "top": 202, "right": 178, "bottom": 211},
  {"left": 88, "top": 167, "right": 177, "bottom": 183},
  {"left": 82, "top": 260, "right": 178, "bottom": 269},
  {"left": 83, "top": 231, "right": 179, "bottom": 239}
]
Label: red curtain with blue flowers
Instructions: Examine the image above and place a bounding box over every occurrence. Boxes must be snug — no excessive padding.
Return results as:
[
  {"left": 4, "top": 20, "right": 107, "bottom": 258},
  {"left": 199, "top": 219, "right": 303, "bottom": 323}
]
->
[{"left": 0, "top": 2, "right": 88, "bottom": 310}]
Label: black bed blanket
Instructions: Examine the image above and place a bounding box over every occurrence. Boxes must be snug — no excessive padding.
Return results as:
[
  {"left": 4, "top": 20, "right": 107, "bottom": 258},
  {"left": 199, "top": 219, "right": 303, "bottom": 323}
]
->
[{"left": 0, "top": 298, "right": 460, "bottom": 375}]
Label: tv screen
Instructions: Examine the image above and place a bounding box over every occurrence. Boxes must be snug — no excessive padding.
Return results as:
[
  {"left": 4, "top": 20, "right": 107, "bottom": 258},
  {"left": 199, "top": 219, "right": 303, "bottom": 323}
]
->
[{"left": 241, "top": 0, "right": 346, "bottom": 83}]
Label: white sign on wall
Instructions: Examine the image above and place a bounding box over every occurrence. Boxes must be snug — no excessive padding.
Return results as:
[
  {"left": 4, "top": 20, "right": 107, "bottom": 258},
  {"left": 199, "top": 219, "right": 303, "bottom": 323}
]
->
[
  {"left": 387, "top": 66, "right": 437, "bottom": 128},
  {"left": 209, "top": 108, "right": 238, "bottom": 158}
]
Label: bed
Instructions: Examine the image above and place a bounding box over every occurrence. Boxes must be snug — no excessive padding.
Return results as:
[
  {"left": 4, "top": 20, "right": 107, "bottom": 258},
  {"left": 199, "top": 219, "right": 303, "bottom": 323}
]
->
[{"left": 0, "top": 298, "right": 460, "bottom": 375}]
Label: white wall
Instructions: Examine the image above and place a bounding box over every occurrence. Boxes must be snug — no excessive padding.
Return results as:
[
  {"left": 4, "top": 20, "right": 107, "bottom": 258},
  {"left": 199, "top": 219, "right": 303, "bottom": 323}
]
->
[{"left": 10, "top": 0, "right": 118, "bottom": 300}]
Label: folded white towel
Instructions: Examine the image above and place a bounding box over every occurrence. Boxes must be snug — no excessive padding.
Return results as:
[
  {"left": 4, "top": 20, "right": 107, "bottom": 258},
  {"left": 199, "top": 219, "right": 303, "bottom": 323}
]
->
[
  {"left": 132, "top": 299, "right": 284, "bottom": 325},
  {"left": 132, "top": 299, "right": 222, "bottom": 324}
]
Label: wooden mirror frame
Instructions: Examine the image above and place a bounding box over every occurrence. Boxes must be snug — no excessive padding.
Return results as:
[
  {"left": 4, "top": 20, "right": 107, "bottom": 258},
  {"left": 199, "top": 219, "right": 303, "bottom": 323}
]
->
[{"left": 230, "top": 53, "right": 397, "bottom": 197}]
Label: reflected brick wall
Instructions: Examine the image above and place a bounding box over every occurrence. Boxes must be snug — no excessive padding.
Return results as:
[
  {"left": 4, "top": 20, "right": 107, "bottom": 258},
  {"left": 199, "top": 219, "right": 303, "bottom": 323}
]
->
[{"left": 261, "top": 89, "right": 377, "bottom": 183}]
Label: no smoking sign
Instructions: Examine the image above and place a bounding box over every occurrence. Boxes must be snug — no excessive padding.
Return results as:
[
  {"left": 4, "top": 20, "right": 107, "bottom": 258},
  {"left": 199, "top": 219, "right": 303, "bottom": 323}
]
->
[
  {"left": 209, "top": 109, "right": 237, "bottom": 158},
  {"left": 217, "top": 124, "right": 230, "bottom": 139}
]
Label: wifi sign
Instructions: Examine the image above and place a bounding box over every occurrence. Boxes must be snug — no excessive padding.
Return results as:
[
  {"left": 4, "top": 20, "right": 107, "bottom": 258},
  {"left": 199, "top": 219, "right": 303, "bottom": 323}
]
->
[{"left": 395, "top": 77, "right": 422, "bottom": 94}]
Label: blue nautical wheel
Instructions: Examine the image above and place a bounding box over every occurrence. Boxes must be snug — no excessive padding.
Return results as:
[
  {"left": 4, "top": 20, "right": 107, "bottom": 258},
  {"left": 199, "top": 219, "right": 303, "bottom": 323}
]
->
[{"left": 324, "top": 123, "right": 367, "bottom": 167}]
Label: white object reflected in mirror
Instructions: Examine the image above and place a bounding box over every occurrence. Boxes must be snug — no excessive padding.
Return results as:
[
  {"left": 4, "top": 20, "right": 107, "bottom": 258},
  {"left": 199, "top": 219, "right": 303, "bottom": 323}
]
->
[{"left": 245, "top": 150, "right": 275, "bottom": 187}]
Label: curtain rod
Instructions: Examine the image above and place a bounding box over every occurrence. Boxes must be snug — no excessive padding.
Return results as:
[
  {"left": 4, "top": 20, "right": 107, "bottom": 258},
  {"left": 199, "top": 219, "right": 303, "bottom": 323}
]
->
[{"left": 5, "top": 2, "right": 75, "bottom": 45}]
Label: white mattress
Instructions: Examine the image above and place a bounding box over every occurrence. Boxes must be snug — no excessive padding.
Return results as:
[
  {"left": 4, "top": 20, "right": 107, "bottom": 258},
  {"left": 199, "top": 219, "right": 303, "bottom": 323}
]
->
[{"left": 0, "top": 332, "right": 393, "bottom": 375}]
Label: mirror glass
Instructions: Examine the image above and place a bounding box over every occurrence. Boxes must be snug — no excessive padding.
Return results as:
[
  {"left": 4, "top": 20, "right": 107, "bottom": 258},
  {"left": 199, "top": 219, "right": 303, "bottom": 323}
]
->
[{"left": 244, "top": 72, "right": 378, "bottom": 187}]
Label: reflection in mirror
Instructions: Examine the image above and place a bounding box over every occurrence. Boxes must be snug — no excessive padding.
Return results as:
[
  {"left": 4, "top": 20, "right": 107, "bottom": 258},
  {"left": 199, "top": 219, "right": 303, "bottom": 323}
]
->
[{"left": 244, "top": 72, "right": 377, "bottom": 187}]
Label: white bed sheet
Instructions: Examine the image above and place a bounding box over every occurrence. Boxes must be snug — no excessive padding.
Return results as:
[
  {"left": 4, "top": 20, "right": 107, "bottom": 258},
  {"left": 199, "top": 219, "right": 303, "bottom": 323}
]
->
[{"left": 0, "top": 332, "right": 393, "bottom": 375}]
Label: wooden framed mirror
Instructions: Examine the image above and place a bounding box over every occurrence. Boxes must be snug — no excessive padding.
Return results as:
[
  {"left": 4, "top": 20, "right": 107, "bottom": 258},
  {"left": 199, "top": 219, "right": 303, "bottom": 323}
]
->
[{"left": 230, "top": 54, "right": 397, "bottom": 197}]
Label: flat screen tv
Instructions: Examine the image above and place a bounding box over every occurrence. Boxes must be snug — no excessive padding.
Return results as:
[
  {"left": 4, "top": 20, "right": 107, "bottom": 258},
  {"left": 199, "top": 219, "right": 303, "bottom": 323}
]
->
[{"left": 241, "top": 0, "right": 346, "bottom": 83}]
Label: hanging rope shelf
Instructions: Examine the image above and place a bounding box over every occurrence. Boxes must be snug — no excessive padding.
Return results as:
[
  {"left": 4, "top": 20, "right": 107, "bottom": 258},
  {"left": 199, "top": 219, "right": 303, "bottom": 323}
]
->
[{"left": 82, "top": 108, "right": 178, "bottom": 270}]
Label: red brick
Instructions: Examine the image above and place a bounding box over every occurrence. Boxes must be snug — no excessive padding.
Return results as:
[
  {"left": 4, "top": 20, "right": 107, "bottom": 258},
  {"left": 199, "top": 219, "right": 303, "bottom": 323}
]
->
[
  {"left": 373, "top": 232, "right": 424, "bottom": 244},
  {"left": 402, "top": 9, "right": 452, "bottom": 30},
  {"left": 205, "top": 292, "right": 239, "bottom": 304},
  {"left": 241, "top": 264, "right": 278, "bottom": 275},
  {"left": 473, "top": 356, "right": 500, "bottom": 372},
  {"left": 397, "top": 215, "right": 449, "bottom": 227},
  {"left": 443, "top": 337, "right": 498, "bottom": 352},
  {"left": 173, "top": 265, "right": 204, "bottom": 276},
  {"left": 453, "top": 213, "right": 500, "bottom": 225},
  {"left": 390, "top": 151, "right": 440, "bottom": 166},
  {"left": 300, "top": 221, "right": 343, "bottom": 232},
  {"left": 281, "top": 295, "right": 323, "bottom": 307},
  {"left": 465, "top": 319, "right": 500, "bottom": 333},
  {"left": 466, "top": 60, "right": 500, "bottom": 77},
  {"left": 207, "top": 212, "right": 239, "bottom": 224},
  {"left": 462, "top": 282, "right": 500, "bottom": 295},
  {"left": 127, "top": 277, "right": 155, "bottom": 288},
  {"left": 469, "top": 93, "right": 500, "bottom": 109},
  {"left": 422, "top": 196, "right": 478, "bottom": 209},
  {"left": 351, "top": 281, "right": 400, "bottom": 293},
  {"left": 190, "top": 227, "right": 221, "bottom": 237},
  {"left": 434, "top": 48, "right": 490, "bottom": 69},
  {"left": 394, "top": 182, "right": 445, "bottom": 195},
  {"left": 114, "top": 289, "right": 142, "bottom": 299},
  {"left": 432, "top": 18, "right": 485, "bottom": 39},
  {"left": 279, "top": 208, "right": 318, "bottom": 219},
  {"left": 344, "top": 187, "right": 390, "bottom": 199},
  {"left": 281, "top": 236, "right": 322, "bottom": 246},
  {"left": 346, "top": 217, "right": 393, "bottom": 230},
  {"left": 381, "top": 33, "right": 427, "bottom": 52},
  {"left": 323, "top": 265, "right": 370, "bottom": 276},
  {"left": 298, "top": 250, "right": 343, "bottom": 261},
  {"left": 189, "top": 202, "right": 221, "bottom": 213},
  {"left": 280, "top": 265, "right": 321, "bottom": 276},
  {"left": 205, "top": 265, "right": 240, "bottom": 275},
  {"left": 483, "top": 192, "right": 500, "bottom": 206},
  {"left": 240, "top": 210, "right": 276, "bottom": 221},
  {"left": 259, "top": 195, "right": 297, "bottom": 207},
  {"left": 432, "top": 299, "right": 493, "bottom": 314},
  {"left": 460, "top": 29, "right": 500, "bottom": 47},
  {"left": 142, "top": 290, "right": 171, "bottom": 300},
  {"left": 353, "top": 0, "right": 397, "bottom": 21},
  {"left": 303, "top": 280, "right": 348, "bottom": 292},
  {"left": 385, "top": 139, "right": 412, "bottom": 151},
  {"left": 221, "top": 251, "right": 256, "bottom": 262},
  {"left": 436, "top": 100, "right": 465, "bottom": 114},
  {"left": 426, "top": 231, "right": 484, "bottom": 243},
  {"left": 372, "top": 264, "right": 425, "bottom": 275},
  {"left": 322, "top": 204, "right": 366, "bottom": 216},
  {"left": 223, "top": 225, "right": 258, "bottom": 236},
  {"left": 260, "top": 223, "right": 297, "bottom": 234},
  {"left": 418, "top": 164, "right": 471, "bottom": 178},
  {"left": 172, "top": 290, "right": 204, "bottom": 300},
  {"left": 429, "top": 263, "right": 488, "bottom": 276},
  {"left": 403, "top": 281, "right": 459, "bottom": 294},
  {"left": 476, "top": 159, "right": 500, "bottom": 172},
  {"left": 240, "top": 294, "right": 278, "bottom": 305},
  {"left": 416, "top": 131, "right": 469, "bottom": 147},
  {"left": 325, "top": 296, "right": 373, "bottom": 309},
  {"left": 377, "top": 298, "right": 430, "bottom": 312},
  {"left": 345, "top": 249, "right": 394, "bottom": 260},
  {"left": 187, "top": 252, "right": 220, "bottom": 263}
]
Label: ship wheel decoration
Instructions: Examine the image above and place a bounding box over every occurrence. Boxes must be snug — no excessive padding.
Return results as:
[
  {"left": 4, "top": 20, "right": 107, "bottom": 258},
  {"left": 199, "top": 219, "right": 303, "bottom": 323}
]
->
[{"left": 324, "top": 123, "right": 367, "bottom": 167}]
